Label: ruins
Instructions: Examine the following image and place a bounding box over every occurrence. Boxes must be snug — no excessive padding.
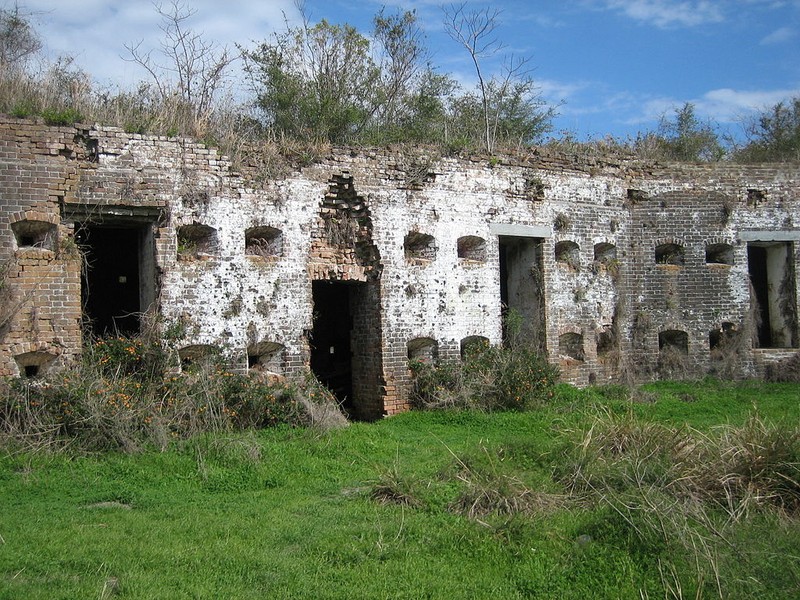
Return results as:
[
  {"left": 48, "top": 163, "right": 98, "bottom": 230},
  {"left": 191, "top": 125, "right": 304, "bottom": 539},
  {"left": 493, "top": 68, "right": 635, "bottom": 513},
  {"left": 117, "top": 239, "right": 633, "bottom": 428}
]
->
[{"left": 1, "top": 116, "right": 798, "bottom": 418}]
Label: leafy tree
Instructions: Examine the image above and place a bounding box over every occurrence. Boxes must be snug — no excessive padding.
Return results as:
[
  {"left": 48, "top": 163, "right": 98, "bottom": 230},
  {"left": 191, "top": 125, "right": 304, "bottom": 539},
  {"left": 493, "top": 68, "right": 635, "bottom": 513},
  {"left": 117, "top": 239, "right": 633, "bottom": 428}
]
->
[
  {"left": 377, "top": 68, "right": 457, "bottom": 145},
  {"left": 736, "top": 96, "right": 800, "bottom": 162},
  {"left": 372, "top": 8, "right": 429, "bottom": 131},
  {"left": 243, "top": 4, "right": 431, "bottom": 145},
  {"left": 655, "top": 102, "right": 725, "bottom": 162},
  {"left": 243, "top": 14, "right": 379, "bottom": 143}
]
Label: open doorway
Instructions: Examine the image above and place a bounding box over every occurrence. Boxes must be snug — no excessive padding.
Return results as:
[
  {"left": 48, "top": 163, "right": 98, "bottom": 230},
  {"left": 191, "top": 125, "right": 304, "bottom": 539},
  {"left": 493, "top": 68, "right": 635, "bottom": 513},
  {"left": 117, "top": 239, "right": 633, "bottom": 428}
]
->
[
  {"left": 310, "top": 280, "right": 383, "bottom": 420},
  {"left": 310, "top": 281, "right": 354, "bottom": 404},
  {"left": 498, "top": 236, "right": 546, "bottom": 350},
  {"left": 747, "top": 242, "right": 797, "bottom": 348},
  {"left": 77, "top": 224, "right": 156, "bottom": 336}
]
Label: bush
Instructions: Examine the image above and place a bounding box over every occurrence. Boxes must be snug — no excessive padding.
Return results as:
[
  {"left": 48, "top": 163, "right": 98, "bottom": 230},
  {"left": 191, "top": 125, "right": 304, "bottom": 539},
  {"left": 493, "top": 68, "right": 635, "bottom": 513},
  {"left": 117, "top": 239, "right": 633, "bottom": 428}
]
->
[
  {"left": 41, "top": 107, "right": 84, "bottom": 125},
  {"left": 0, "top": 335, "right": 314, "bottom": 452},
  {"left": 410, "top": 341, "right": 559, "bottom": 411}
]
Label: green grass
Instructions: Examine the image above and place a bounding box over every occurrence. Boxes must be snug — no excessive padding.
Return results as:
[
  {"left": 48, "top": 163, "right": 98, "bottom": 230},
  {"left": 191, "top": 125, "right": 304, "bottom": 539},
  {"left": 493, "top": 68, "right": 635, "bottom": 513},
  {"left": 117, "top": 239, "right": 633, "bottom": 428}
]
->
[{"left": 1, "top": 380, "right": 798, "bottom": 599}]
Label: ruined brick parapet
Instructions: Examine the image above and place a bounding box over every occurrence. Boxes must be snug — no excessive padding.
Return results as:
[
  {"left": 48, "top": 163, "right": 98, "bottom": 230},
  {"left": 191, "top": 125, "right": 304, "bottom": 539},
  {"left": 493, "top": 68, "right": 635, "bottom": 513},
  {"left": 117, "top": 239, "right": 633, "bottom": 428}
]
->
[{"left": 1, "top": 114, "right": 798, "bottom": 412}]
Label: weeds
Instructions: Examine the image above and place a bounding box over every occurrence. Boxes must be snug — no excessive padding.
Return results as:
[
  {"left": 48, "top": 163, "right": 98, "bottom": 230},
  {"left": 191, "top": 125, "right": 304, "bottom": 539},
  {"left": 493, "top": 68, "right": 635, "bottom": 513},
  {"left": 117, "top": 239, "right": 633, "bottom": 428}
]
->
[
  {"left": 0, "top": 334, "right": 347, "bottom": 452},
  {"left": 410, "top": 341, "right": 559, "bottom": 411},
  {"left": 765, "top": 350, "right": 800, "bottom": 382},
  {"left": 557, "top": 408, "right": 800, "bottom": 597}
]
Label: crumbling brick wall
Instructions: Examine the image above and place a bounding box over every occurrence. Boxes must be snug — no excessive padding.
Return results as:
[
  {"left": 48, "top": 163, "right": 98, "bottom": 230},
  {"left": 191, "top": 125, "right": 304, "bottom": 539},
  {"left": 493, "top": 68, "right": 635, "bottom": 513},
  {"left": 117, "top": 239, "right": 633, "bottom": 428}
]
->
[{"left": 1, "top": 115, "right": 798, "bottom": 414}]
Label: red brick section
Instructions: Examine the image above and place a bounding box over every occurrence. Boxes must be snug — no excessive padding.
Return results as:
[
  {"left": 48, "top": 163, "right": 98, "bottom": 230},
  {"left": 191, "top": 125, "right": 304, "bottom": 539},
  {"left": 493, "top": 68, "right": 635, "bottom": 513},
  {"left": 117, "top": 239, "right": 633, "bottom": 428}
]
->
[{"left": 0, "top": 117, "right": 87, "bottom": 376}]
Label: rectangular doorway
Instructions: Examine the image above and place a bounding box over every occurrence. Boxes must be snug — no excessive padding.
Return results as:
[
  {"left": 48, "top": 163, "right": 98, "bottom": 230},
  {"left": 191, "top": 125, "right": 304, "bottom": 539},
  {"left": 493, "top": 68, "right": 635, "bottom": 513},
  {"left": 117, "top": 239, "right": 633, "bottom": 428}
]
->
[
  {"left": 310, "top": 280, "right": 383, "bottom": 420},
  {"left": 498, "top": 236, "right": 546, "bottom": 350},
  {"left": 77, "top": 223, "right": 156, "bottom": 336},
  {"left": 747, "top": 242, "right": 797, "bottom": 348}
]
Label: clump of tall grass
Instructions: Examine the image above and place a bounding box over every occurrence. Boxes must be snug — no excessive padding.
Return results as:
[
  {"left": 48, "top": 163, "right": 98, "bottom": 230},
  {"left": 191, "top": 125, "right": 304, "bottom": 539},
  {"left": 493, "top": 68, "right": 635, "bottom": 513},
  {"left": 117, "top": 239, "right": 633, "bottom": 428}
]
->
[
  {"left": 445, "top": 442, "right": 567, "bottom": 521},
  {"left": 557, "top": 409, "right": 800, "bottom": 597},
  {"left": 676, "top": 415, "right": 800, "bottom": 517},
  {"left": 370, "top": 463, "right": 424, "bottom": 508},
  {"left": 410, "top": 341, "right": 560, "bottom": 411},
  {"left": 561, "top": 409, "right": 799, "bottom": 517},
  {"left": 0, "top": 335, "right": 347, "bottom": 452}
]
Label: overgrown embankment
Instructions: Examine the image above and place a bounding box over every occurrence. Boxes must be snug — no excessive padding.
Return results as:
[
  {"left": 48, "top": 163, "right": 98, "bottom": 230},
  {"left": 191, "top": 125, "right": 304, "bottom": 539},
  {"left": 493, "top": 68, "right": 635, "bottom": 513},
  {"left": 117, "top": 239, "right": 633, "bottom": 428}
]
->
[{"left": 1, "top": 378, "right": 798, "bottom": 598}]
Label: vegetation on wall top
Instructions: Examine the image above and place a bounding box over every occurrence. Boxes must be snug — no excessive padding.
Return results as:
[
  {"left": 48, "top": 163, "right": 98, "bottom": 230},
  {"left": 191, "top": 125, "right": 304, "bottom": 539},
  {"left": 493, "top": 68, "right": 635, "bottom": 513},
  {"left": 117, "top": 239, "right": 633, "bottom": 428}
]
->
[{"left": 0, "top": 2, "right": 797, "bottom": 163}]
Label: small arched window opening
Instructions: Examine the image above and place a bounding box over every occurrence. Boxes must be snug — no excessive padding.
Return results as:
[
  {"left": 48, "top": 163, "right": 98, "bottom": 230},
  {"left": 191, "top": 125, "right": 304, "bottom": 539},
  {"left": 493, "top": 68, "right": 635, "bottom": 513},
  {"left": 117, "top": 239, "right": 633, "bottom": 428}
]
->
[
  {"left": 659, "top": 330, "right": 688, "bottom": 353},
  {"left": 457, "top": 236, "right": 487, "bottom": 262},
  {"left": 596, "top": 327, "right": 616, "bottom": 359},
  {"left": 709, "top": 322, "right": 738, "bottom": 351},
  {"left": 407, "top": 337, "right": 438, "bottom": 364},
  {"left": 655, "top": 243, "right": 685, "bottom": 266},
  {"left": 11, "top": 220, "right": 57, "bottom": 251},
  {"left": 404, "top": 232, "right": 436, "bottom": 262},
  {"left": 559, "top": 332, "right": 585, "bottom": 361},
  {"left": 247, "top": 341, "right": 284, "bottom": 375},
  {"left": 555, "top": 241, "right": 580, "bottom": 271},
  {"left": 705, "top": 243, "right": 733, "bottom": 266},
  {"left": 245, "top": 226, "right": 282, "bottom": 259},
  {"left": 593, "top": 242, "right": 617, "bottom": 264},
  {"left": 460, "top": 335, "right": 489, "bottom": 359},
  {"left": 14, "top": 351, "right": 57, "bottom": 378},
  {"left": 658, "top": 330, "right": 689, "bottom": 377},
  {"left": 177, "top": 224, "right": 218, "bottom": 259},
  {"left": 178, "top": 344, "right": 219, "bottom": 370}
]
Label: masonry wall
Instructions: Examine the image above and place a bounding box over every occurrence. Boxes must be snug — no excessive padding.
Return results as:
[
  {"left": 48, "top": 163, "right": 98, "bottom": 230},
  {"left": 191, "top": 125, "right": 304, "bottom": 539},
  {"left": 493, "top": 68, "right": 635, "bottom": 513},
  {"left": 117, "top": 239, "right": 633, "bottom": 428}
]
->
[{"left": 1, "top": 116, "right": 798, "bottom": 415}]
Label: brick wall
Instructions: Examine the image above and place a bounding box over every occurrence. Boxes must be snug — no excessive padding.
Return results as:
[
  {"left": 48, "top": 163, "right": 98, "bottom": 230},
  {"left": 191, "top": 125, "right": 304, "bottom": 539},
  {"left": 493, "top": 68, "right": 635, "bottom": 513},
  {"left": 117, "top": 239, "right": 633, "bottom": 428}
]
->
[{"left": 1, "top": 115, "right": 798, "bottom": 414}]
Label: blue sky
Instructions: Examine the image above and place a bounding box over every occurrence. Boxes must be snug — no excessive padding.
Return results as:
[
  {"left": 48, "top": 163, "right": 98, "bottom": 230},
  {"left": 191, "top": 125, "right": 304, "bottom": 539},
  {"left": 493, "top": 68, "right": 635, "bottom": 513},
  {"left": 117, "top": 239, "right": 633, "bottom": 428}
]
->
[{"left": 16, "top": 0, "right": 800, "bottom": 141}]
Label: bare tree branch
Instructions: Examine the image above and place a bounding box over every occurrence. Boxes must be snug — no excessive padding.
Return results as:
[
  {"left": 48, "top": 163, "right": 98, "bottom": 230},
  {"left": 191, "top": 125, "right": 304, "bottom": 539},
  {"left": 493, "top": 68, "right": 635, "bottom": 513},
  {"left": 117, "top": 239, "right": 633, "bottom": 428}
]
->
[{"left": 123, "top": 0, "right": 237, "bottom": 133}]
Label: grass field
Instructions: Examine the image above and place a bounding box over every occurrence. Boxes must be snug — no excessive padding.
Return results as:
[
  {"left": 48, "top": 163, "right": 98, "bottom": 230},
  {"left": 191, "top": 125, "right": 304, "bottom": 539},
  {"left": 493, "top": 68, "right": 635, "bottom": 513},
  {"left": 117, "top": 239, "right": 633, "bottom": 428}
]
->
[{"left": 1, "top": 380, "right": 798, "bottom": 599}]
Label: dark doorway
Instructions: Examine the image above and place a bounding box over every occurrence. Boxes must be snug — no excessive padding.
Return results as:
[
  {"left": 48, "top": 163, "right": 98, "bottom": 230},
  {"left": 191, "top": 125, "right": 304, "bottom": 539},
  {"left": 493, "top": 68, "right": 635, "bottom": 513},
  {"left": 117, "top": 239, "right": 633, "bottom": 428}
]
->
[
  {"left": 747, "top": 242, "right": 797, "bottom": 348},
  {"left": 311, "top": 281, "right": 355, "bottom": 408},
  {"left": 498, "top": 236, "right": 546, "bottom": 350},
  {"left": 310, "top": 280, "right": 383, "bottom": 420},
  {"left": 77, "top": 224, "right": 155, "bottom": 336},
  {"left": 748, "top": 245, "right": 771, "bottom": 347}
]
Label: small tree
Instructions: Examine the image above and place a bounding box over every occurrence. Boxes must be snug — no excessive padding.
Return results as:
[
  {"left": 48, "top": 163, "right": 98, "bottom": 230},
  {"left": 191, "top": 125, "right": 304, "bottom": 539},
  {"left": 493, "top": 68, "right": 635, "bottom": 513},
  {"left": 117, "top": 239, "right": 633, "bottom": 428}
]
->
[
  {"left": 124, "top": 0, "right": 236, "bottom": 135},
  {"left": 0, "top": 4, "right": 41, "bottom": 71},
  {"left": 243, "top": 12, "right": 380, "bottom": 143},
  {"left": 736, "top": 96, "right": 800, "bottom": 163},
  {"left": 655, "top": 102, "right": 725, "bottom": 162},
  {"left": 243, "top": 4, "right": 430, "bottom": 145},
  {"left": 442, "top": 2, "right": 552, "bottom": 153},
  {"left": 372, "top": 8, "right": 428, "bottom": 131}
]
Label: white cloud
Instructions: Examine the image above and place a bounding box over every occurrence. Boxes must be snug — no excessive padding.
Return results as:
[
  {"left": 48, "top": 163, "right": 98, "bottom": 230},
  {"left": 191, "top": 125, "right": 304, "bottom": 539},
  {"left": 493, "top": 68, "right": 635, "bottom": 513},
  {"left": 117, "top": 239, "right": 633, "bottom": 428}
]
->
[
  {"left": 601, "top": 0, "right": 725, "bottom": 27},
  {"left": 16, "top": 0, "right": 297, "bottom": 85},
  {"left": 695, "top": 87, "right": 800, "bottom": 121},
  {"left": 537, "top": 79, "right": 587, "bottom": 103},
  {"left": 612, "top": 87, "right": 800, "bottom": 128},
  {"left": 760, "top": 26, "right": 796, "bottom": 44}
]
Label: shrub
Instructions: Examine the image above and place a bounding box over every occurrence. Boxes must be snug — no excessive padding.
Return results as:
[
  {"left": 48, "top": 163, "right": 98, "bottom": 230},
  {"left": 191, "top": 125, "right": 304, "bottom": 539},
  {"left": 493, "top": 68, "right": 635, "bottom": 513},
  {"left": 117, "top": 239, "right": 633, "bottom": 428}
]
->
[
  {"left": 0, "top": 335, "right": 313, "bottom": 452},
  {"left": 410, "top": 341, "right": 559, "bottom": 411}
]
